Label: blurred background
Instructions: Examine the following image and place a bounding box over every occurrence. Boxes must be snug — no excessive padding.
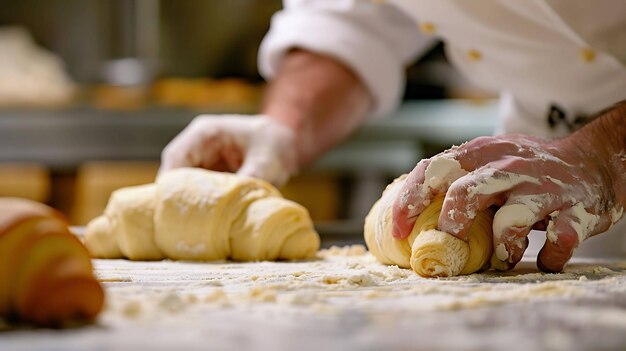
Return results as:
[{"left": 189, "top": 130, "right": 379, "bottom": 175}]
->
[{"left": 0, "top": 0, "right": 496, "bottom": 245}]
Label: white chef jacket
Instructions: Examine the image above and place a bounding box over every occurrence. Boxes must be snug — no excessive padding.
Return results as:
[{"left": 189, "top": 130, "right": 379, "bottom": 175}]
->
[{"left": 258, "top": 0, "right": 626, "bottom": 138}]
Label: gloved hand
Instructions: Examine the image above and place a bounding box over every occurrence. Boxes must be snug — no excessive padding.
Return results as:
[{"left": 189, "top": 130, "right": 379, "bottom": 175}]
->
[
  {"left": 391, "top": 134, "right": 624, "bottom": 273},
  {"left": 160, "top": 115, "right": 298, "bottom": 186}
]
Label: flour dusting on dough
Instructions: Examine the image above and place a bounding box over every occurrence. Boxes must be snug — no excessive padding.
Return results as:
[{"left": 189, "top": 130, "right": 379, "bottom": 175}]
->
[{"left": 176, "top": 241, "right": 207, "bottom": 255}]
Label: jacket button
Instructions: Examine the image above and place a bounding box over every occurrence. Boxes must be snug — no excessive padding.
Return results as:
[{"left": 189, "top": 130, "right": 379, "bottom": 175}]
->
[
  {"left": 419, "top": 22, "right": 436, "bottom": 35},
  {"left": 580, "top": 48, "right": 596, "bottom": 62},
  {"left": 468, "top": 49, "right": 482, "bottom": 61}
]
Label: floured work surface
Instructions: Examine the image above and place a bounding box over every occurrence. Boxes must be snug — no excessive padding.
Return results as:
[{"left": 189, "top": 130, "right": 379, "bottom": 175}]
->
[{"left": 2, "top": 245, "right": 626, "bottom": 351}]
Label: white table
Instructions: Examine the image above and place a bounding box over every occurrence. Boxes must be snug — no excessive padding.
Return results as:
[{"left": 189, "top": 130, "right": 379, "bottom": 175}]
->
[{"left": 3, "top": 247, "right": 626, "bottom": 351}]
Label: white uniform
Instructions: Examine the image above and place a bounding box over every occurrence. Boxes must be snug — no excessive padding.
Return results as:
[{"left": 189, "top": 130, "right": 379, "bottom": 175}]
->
[
  {"left": 259, "top": 0, "right": 626, "bottom": 137},
  {"left": 258, "top": 0, "right": 626, "bottom": 258}
]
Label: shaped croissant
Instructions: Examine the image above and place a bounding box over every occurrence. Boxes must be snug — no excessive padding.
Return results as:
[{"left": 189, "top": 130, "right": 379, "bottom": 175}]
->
[
  {"left": 85, "top": 168, "right": 320, "bottom": 261},
  {"left": 364, "top": 176, "right": 495, "bottom": 277},
  {"left": 0, "top": 198, "right": 104, "bottom": 326}
]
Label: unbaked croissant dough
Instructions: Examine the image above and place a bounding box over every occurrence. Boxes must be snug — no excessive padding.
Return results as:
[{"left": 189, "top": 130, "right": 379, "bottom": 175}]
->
[
  {"left": 364, "top": 176, "right": 494, "bottom": 277},
  {"left": 85, "top": 168, "right": 320, "bottom": 261}
]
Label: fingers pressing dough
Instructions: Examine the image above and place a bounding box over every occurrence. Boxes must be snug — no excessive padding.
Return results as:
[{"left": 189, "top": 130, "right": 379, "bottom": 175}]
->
[
  {"left": 364, "top": 176, "right": 495, "bottom": 277},
  {"left": 85, "top": 168, "right": 320, "bottom": 261}
]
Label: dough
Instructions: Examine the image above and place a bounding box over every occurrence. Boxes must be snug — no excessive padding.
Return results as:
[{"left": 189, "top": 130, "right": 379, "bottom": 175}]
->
[
  {"left": 230, "top": 197, "right": 318, "bottom": 261},
  {"left": 107, "top": 184, "right": 161, "bottom": 260},
  {"left": 364, "top": 176, "right": 494, "bottom": 277},
  {"left": 364, "top": 176, "right": 413, "bottom": 267},
  {"left": 83, "top": 215, "right": 122, "bottom": 259},
  {"left": 85, "top": 168, "right": 320, "bottom": 261}
]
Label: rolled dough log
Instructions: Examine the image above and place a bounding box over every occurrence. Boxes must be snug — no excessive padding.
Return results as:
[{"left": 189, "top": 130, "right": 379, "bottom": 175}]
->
[
  {"left": 84, "top": 168, "right": 320, "bottom": 261},
  {"left": 364, "top": 176, "right": 494, "bottom": 277}
]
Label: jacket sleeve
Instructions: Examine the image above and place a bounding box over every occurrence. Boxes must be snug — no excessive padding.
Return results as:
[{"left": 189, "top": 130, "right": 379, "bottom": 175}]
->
[{"left": 258, "top": 0, "right": 427, "bottom": 118}]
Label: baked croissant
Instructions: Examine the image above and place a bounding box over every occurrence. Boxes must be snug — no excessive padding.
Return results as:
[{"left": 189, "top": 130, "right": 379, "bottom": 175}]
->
[
  {"left": 84, "top": 168, "right": 320, "bottom": 261},
  {"left": 0, "top": 198, "right": 104, "bottom": 326},
  {"left": 364, "top": 176, "right": 495, "bottom": 277}
]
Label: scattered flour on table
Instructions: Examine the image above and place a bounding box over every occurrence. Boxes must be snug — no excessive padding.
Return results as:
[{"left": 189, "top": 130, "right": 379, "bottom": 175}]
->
[{"left": 93, "top": 246, "right": 626, "bottom": 326}]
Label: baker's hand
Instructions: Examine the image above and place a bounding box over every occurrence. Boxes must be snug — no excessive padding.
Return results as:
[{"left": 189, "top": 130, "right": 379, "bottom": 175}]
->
[
  {"left": 392, "top": 134, "right": 623, "bottom": 273},
  {"left": 160, "top": 115, "right": 297, "bottom": 186}
]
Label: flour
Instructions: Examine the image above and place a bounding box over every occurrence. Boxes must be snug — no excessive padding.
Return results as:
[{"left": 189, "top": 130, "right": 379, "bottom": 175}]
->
[
  {"left": 121, "top": 300, "right": 142, "bottom": 319},
  {"left": 492, "top": 203, "right": 537, "bottom": 261},
  {"left": 611, "top": 206, "right": 624, "bottom": 225},
  {"left": 466, "top": 168, "right": 541, "bottom": 198},
  {"left": 277, "top": 292, "right": 318, "bottom": 306},
  {"left": 204, "top": 289, "right": 227, "bottom": 303},
  {"left": 547, "top": 202, "right": 600, "bottom": 244},
  {"left": 569, "top": 202, "right": 600, "bottom": 243},
  {"left": 22, "top": 251, "right": 623, "bottom": 351},
  {"left": 436, "top": 282, "right": 584, "bottom": 311},
  {"left": 93, "top": 250, "right": 626, "bottom": 322},
  {"left": 397, "top": 157, "right": 468, "bottom": 214},
  {"left": 318, "top": 244, "right": 368, "bottom": 258},
  {"left": 320, "top": 273, "right": 373, "bottom": 286},
  {"left": 443, "top": 167, "right": 541, "bottom": 235},
  {"left": 175, "top": 241, "right": 207, "bottom": 256},
  {"left": 494, "top": 204, "right": 535, "bottom": 238},
  {"left": 517, "top": 193, "right": 555, "bottom": 214},
  {"left": 159, "top": 293, "right": 186, "bottom": 313},
  {"left": 423, "top": 157, "right": 468, "bottom": 197},
  {"left": 495, "top": 243, "right": 509, "bottom": 261},
  {"left": 246, "top": 286, "right": 278, "bottom": 302},
  {"left": 545, "top": 175, "right": 566, "bottom": 187}
]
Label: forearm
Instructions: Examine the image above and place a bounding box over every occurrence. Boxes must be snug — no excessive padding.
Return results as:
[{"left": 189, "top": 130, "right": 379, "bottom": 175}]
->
[
  {"left": 562, "top": 101, "right": 626, "bottom": 211},
  {"left": 261, "top": 49, "right": 373, "bottom": 168}
]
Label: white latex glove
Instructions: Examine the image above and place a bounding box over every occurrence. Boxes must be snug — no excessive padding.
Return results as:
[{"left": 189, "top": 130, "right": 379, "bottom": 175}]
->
[{"left": 160, "top": 115, "right": 298, "bottom": 186}]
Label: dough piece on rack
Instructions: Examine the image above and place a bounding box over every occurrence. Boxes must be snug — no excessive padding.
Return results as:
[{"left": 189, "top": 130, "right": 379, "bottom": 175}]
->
[
  {"left": 364, "top": 176, "right": 494, "bottom": 277},
  {"left": 85, "top": 168, "right": 320, "bottom": 262}
]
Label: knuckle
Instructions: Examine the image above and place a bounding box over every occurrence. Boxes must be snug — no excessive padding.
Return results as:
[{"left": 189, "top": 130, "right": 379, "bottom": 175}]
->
[
  {"left": 464, "top": 136, "right": 497, "bottom": 149},
  {"left": 188, "top": 115, "right": 207, "bottom": 128},
  {"left": 465, "top": 136, "right": 522, "bottom": 157},
  {"left": 408, "top": 159, "right": 429, "bottom": 177},
  {"left": 189, "top": 115, "right": 220, "bottom": 132},
  {"left": 498, "top": 156, "right": 528, "bottom": 171},
  {"left": 161, "top": 143, "right": 177, "bottom": 160},
  {"left": 191, "top": 114, "right": 211, "bottom": 123},
  {"left": 446, "top": 176, "right": 472, "bottom": 198}
]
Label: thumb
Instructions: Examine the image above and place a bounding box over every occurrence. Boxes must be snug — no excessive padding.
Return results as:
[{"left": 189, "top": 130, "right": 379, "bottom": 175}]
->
[
  {"left": 238, "top": 118, "right": 298, "bottom": 186},
  {"left": 237, "top": 147, "right": 286, "bottom": 186}
]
